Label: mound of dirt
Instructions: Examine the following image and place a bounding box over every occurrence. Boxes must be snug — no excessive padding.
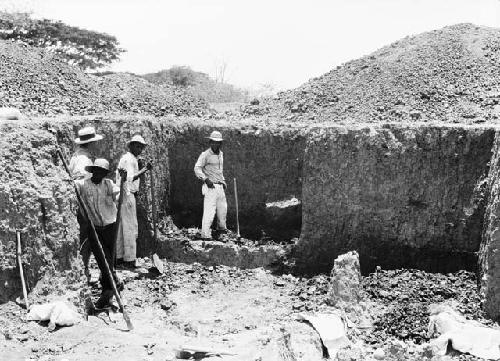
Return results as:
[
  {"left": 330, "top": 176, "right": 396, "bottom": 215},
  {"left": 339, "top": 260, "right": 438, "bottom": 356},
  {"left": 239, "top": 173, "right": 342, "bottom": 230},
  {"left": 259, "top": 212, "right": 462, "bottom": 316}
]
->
[
  {"left": 252, "top": 23, "right": 500, "bottom": 124},
  {"left": 0, "top": 41, "right": 208, "bottom": 117}
]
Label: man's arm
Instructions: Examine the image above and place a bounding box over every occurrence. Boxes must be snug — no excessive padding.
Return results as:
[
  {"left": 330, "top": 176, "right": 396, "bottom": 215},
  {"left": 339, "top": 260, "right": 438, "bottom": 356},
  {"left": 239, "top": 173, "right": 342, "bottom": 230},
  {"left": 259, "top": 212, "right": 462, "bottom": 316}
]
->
[{"left": 194, "top": 152, "right": 214, "bottom": 188}]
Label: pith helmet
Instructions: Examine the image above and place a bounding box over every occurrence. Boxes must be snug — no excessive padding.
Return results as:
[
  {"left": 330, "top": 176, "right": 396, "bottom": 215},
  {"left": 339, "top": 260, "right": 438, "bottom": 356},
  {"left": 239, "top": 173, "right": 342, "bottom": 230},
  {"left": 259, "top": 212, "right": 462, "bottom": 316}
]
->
[
  {"left": 207, "top": 131, "right": 223, "bottom": 142},
  {"left": 128, "top": 134, "right": 147, "bottom": 146},
  {"left": 85, "top": 158, "right": 110, "bottom": 173}
]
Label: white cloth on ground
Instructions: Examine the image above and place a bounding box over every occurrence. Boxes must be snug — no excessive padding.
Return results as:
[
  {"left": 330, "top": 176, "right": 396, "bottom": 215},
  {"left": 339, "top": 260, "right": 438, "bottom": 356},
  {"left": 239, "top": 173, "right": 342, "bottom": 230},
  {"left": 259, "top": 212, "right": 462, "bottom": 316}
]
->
[
  {"left": 201, "top": 183, "right": 227, "bottom": 238},
  {"left": 428, "top": 303, "right": 500, "bottom": 360},
  {"left": 194, "top": 148, "right": 225, "bottom": 184},
  {"left": 116, "top": 191, "right": 138, "bottom": 261},
  {"left": 27, "top": 301, "right": 80, "bottom": 331},
  {"left": 69, "top": 147, "right": 93, "bottom": 180}
]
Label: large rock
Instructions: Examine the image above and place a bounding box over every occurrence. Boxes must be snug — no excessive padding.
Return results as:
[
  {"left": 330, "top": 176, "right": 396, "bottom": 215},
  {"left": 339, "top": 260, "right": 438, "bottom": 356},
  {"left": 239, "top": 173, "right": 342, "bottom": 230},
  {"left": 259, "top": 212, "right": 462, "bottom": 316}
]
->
[{"left": 328, "top": 251, "right": 362, "bottom": 307}]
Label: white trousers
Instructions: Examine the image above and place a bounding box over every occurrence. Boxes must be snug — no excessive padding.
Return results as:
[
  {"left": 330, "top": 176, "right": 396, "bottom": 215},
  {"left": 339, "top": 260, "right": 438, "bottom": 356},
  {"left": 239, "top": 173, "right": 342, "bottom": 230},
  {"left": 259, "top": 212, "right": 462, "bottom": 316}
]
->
[
  {"left": 116, "top": 192, "right": 138, "bottom": 261},
  {"left": 201, "top": 184, "right": 227, "bottom": 238}
]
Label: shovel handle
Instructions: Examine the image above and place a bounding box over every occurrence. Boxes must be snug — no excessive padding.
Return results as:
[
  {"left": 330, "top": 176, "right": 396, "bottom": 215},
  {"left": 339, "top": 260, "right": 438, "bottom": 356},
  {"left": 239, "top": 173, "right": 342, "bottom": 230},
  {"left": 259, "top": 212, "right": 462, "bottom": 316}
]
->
[
  {"left": 233, "top": 178, "right": 240, "bottom": 237},
  {"left": 16, "top": 230, "right": 29, "bottom": 310}
]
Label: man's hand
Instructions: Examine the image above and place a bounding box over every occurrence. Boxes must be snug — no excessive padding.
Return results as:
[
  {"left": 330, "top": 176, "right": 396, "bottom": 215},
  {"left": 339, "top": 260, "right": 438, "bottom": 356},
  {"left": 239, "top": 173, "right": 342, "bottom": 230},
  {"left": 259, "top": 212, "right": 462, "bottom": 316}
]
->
[
  {"left": 205, "top": 178, "right": 215, "bottom": 188},
  {"left": 146, "top": 161, "right": 153, "bottom": 171},
  {"left": 118, "top": 168, "right": 127, "bottom": 180}
]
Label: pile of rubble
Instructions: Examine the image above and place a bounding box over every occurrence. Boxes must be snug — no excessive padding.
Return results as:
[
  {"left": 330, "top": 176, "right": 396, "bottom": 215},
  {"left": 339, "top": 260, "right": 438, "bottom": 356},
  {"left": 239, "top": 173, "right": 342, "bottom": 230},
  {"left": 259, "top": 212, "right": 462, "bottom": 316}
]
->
[
  {"left": 248, "top": 23, "right": 500, "bottom": 124},
  {"left": 0, "top": 40, "right": 209, "bottom": 117},
  {"left": 363, "top": 269, "right": 490, "bottom": 346}
]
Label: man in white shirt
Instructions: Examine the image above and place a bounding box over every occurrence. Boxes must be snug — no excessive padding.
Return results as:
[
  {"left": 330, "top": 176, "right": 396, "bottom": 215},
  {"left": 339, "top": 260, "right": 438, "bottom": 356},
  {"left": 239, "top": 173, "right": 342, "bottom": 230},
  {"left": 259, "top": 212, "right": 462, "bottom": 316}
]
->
[
  {"left": 194, "top": 130, "right": 228, "bottom": 240},
  {"left": 116, "top": 134, "right": 152, "bottom": 268},
  {"left": 69, "top": 126, "right": 103, "bottom": 284},
  {"left": 76, "top": 158, "right": 122, "bottom": 309}
]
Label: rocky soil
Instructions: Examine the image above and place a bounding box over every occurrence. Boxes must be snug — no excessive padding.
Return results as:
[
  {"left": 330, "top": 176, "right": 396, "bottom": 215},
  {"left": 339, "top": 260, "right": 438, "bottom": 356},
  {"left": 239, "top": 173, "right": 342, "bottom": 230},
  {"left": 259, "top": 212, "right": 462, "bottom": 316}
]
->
[
  {"left": 0, "top": 41, "right": 209, "bottom": 117},
  {"left": 1, "top": 242, "right": 497, "bottom": 361},
  {"left": 245, "top": 24, "right": 500, "bottom": 125}
]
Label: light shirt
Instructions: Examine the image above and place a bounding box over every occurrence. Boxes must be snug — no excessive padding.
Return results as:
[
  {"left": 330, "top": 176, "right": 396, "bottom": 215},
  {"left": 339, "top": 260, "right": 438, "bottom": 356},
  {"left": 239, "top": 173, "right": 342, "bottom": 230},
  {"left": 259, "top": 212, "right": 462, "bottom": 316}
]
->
[
  {"left": 75, "top": 178, "right": 119, "bottom": 227},
  {"left": 116, "top": 151, "right": 140, "bottom": 194},
  {"left": 194, "top": 148, "right": 225, "bottom": 184},
  {"left": 69, "top": 147, "right": 92, "bottom": 180}
]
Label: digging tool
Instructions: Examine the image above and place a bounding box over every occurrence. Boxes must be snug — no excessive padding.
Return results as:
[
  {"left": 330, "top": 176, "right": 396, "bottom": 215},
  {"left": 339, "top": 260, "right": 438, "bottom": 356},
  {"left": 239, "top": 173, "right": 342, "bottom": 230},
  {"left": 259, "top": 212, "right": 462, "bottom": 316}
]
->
[
  {"left": 233, "top": 178, "right": 241, "bottom": 238},
  {"left": 112, "top": 169, "right": 127, "bottom": 267},
  {"left": 57, "top": 149, "right": 134, "bottom": 331},
  {"left": 176, "top": 345, "right": 237, "bottom": 358},
  {"left": 16, "top": 230, "right": 29, "bottom": 310},
  {"left": 149, "top": 165, "right": 164, "bottom": 274}
]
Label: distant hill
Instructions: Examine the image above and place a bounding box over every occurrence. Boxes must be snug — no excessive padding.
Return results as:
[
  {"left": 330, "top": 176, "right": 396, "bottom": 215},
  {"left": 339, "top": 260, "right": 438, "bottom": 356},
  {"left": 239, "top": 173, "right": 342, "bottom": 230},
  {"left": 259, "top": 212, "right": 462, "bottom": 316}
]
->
[
  {"left": 250, "top": 23, "right": 500, "bottom": 124},
  {"left": 142, "top": 66, "right": 250, "bottom": 104}
]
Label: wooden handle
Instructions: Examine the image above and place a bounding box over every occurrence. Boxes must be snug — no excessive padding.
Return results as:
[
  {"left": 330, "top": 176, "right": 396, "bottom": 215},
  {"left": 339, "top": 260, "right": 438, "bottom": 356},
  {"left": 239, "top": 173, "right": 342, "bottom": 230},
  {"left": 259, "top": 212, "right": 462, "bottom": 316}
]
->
[
  {"left": 233, "top": 178, "right": 240, "bottom": 237},
  {"left": 16, "top": 230, "right": 29, "bottom": 310}
]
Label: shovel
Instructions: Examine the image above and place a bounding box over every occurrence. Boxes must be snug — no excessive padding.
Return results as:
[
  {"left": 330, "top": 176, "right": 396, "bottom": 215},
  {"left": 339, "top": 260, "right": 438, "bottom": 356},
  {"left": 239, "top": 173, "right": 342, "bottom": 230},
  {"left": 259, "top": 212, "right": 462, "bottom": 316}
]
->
[
  {"left": 16, "top": 230, "right": 29, "bottom": 310},
  {"left": 149, "top": 166, "right": 163, "bottom": 274}
]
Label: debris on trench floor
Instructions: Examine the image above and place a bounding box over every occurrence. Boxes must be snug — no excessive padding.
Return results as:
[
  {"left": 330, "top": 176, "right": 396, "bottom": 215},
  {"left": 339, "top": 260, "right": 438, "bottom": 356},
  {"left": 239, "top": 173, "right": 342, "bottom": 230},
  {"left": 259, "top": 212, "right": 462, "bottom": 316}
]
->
[{"left": 1, "top": 248, "right": 499, "bottom": 360}]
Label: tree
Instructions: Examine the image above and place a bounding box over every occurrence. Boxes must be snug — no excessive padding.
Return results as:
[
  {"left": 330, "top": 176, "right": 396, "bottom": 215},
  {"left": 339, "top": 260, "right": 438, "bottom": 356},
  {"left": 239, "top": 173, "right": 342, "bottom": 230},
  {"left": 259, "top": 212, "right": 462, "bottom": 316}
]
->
[{"left": 0, "top": 12, "right": 124, "bottom": 70}]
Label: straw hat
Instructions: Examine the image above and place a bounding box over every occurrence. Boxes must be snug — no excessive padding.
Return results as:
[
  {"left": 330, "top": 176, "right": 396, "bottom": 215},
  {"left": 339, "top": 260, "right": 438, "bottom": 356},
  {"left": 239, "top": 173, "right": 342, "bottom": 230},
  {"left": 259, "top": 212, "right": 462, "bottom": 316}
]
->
[
  {"left": 74, "top": 126, "right": 103, "bottom": 145},
  {"left": 206, "top": 131, "right": 223, "bottom": 142},
  {"left": 85, "top": 158, "right": 110, "bottom": 173}
]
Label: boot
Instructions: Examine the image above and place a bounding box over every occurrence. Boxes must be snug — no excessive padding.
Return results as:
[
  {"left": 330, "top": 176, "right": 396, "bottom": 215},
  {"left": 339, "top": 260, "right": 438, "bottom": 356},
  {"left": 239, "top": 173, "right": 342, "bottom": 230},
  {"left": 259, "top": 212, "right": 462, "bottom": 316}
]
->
[{"left": 95, "top": 289, "right": 114, "bottom": 309}]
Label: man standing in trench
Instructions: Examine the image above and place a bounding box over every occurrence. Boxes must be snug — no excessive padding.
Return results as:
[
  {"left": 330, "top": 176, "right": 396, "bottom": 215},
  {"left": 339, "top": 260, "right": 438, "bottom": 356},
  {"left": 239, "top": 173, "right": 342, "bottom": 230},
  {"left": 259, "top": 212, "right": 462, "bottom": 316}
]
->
[
  {"left": 115, "top": 134, "right": 152, "bottom": 268},
  {"left": 69, "top": 126, "right": 103, "bottom": 284},
  {"left": 75, "top": 158, "right": 124, "bottom": 308},
  {"left": 194, "top": 130, "right": 228, "bottom": 240}
]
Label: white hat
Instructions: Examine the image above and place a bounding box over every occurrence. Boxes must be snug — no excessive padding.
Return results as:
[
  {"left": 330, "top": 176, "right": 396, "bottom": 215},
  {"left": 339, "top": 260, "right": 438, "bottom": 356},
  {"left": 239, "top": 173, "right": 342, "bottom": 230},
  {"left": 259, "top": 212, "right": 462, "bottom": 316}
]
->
[
  {"left": 74, "top": 126, "right": 103, "bottom": 145},
  {"left": 128, "top": 134, "right": 147, "bottom": 146},
  {"left": 207, "top": 130, "right": 223, "bottom": 142},
  {"left": 85, "top": 158, "right": 110, "bottom": 173}
]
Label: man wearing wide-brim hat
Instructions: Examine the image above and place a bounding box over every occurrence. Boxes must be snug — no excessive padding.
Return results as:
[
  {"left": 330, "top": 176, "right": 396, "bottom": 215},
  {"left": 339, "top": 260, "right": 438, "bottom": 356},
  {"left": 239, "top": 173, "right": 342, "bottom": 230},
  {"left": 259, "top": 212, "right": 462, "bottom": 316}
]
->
[
  {"left": 69, "top": 126, "right": 103, "bottom": 180},
  {"left": 115, "top": 134, "right": 152, "bottom": 268},
  {"left": 76, "top": 158, "right": 123, "bottom": 308},
  {"left": 69, "top": 126, "right": 103, "bottom": 284},
  {"left": 194, "top": 130, "right": 228, "bottom": 240}
]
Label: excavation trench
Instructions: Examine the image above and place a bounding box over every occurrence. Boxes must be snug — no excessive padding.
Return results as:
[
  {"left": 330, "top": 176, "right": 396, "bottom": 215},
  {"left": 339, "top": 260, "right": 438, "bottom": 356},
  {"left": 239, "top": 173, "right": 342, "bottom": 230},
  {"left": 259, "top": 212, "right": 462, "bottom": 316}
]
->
[{"left": 0, "top": 117, "right": 499, "bottom": 317}]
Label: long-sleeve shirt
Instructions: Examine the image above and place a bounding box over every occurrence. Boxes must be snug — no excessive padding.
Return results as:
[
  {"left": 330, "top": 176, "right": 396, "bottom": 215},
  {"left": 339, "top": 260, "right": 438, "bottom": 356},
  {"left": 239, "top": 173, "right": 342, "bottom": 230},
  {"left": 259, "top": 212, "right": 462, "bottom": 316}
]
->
[
  {"left": 194, "top": 149, "right": 225, "bottom": 184},
  {"left": 75, "top": 178, "right": 119, "bottom": 227},
  {"left": 116, "top": 152, "right": 140, "bottom": 194},
  {"left": 69, "top": 147, "right": 92, "bottom": 180}
]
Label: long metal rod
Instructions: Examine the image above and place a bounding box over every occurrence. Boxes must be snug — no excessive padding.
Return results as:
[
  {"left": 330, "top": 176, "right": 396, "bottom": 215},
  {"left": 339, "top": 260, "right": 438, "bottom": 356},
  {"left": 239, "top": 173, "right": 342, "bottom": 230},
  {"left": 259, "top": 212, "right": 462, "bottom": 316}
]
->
[
  {"left": 16, "top": 230, "right": 29, "bottom": 310},
  {"left": 57, "top": 149, "right": 133, "bottom": 330},
  {"left": 233, "top": 178, "right": 240, "bottom": 237}
]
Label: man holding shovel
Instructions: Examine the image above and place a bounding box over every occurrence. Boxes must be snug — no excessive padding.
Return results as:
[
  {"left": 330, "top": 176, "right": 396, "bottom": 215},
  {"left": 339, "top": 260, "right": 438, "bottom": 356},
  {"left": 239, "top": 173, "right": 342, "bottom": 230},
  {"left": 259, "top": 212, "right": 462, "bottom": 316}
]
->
[
  {"left": 75, "top": 159, "right": 124, "bottom": 309},
  {"left": 194, "top": 130, "right": 228, "bottom": 240},
  {"left": 115, "top": 134, "right": 152, "bottom": 268},
  {"left": 69, "top": 126, "right": 103, "bottom": 284}
]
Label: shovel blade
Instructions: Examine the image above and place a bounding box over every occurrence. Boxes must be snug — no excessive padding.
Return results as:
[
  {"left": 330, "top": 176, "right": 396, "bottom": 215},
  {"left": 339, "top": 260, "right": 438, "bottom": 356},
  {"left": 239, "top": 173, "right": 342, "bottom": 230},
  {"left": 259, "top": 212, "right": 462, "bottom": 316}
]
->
[{"left": 152, "top": 253, "right": 164, "bottom": 274}]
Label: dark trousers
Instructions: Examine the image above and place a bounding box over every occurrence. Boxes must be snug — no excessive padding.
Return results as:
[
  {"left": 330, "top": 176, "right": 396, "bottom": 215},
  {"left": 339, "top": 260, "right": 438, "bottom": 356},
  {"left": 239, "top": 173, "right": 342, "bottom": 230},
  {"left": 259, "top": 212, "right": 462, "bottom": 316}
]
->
[
  {"left": 89, "top": 223, "right": 117, "bottom": 291},
  {"left": 77, "top": 210, "right": 91, "bottom": 266}
]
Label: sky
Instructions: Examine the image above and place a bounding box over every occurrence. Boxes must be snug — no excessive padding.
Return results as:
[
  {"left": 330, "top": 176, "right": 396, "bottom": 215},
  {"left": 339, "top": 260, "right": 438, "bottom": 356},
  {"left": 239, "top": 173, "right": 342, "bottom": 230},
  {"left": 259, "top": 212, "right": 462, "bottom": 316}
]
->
[{"left": 1, "top": 0, "right": 500, "bottom": 90}]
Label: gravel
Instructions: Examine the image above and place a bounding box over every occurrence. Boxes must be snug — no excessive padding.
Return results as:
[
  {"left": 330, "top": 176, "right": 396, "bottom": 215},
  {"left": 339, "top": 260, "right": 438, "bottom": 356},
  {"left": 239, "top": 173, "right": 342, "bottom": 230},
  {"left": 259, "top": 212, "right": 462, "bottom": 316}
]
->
[
  {"left": 250, "top": 23, "right": 500, "bottom": 124},
  {"left": 0, "top": 40, "right": 209, "bottom": 117}
]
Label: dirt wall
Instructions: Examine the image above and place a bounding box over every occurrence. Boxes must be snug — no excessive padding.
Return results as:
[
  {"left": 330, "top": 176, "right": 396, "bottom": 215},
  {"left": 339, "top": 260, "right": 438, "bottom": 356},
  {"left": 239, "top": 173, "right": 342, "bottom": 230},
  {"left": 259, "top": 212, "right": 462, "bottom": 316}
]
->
[
  {"left": 296, "top": 124, "right": 495, "bottom": 274},
  {"left": 0, "top": 120, "right": 77, "bottom": 302},
  {"left": 479, "top": 130, "right": 500, "bottom": 320},
  {"left": 167, "top": 123, "right": 305, "bottom": 239}
]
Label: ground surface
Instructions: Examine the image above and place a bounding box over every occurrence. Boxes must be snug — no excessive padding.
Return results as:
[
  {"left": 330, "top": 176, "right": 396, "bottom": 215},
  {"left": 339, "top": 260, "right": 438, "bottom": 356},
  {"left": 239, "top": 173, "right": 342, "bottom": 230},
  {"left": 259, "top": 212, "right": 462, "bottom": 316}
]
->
[{"left": 1, "top": 250, "right": 497, "bottom": 361}]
